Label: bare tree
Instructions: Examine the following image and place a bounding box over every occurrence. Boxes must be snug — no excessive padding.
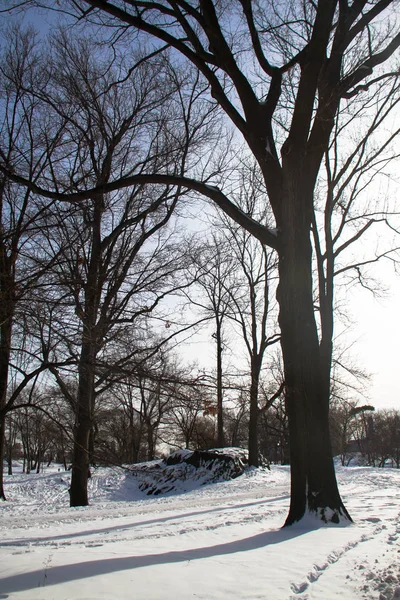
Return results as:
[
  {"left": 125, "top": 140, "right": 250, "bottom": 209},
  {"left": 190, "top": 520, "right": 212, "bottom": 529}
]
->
[
  {"left": 36, "top": 35, "right": 216, "bottom": 506},
  {"left": 0, "top": 26, "right": 216, "bottom": 505},
  {"left": 0, "top": 26, "right": 69, "bottom": 499},
  {"left": 165, "top": 377, "right": 209, "bottom": 450},
  {"left": 185, "top": 234, "right": 238, "bottom": 447},
  {"left": 216, "top": 166, "right": 280, "bottom": 465},
  {"left": 313, "top": 72, "right": 400, "bottom": 404}
]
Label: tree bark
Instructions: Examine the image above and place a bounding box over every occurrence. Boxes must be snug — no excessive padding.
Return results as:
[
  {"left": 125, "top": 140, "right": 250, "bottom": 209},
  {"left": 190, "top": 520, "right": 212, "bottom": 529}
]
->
[
  {"left": 147, "top": 422, "right": 155, "bottom": 461},
  {"left": 215, "top": 317, "right": 225, "bottom": 447},
  {"left": 248, "top": 355, "right": 262, "bottom": 467},
  {"left": 0, "top": 413, "right": 6, "bottom": 500},
  {"left": 0, "top": 289, "right": 13, "bottom": 500},
  {"left": 69, "top": 197, "right": 102, "bottom": 507},
  {"left": 69, "top": 339, "right": 94, "bottom": 507},
  {"left": 276, "top": 182, "right": 351, "bottom": 525}
]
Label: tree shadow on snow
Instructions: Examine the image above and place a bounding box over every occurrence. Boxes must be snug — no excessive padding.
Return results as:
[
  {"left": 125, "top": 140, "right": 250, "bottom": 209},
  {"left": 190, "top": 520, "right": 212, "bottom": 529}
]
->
[
  {"left": 0, "top": 526, "right": 307, "bottom": 594},
  {"left": 0, "top": 494, "right": 289, "bottom": 548}
]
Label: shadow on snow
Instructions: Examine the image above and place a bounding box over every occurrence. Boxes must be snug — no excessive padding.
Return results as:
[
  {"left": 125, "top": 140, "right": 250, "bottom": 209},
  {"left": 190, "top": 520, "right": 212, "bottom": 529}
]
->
[{"left": 0, "top": 525, "right": 310, "bottom": 594}]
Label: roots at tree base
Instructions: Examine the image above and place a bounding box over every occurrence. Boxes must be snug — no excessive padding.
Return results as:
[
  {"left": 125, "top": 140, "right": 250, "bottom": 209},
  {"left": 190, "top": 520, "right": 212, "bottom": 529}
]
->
[{"left": 284, "top": 503, "right": 353, "bottom": 527}]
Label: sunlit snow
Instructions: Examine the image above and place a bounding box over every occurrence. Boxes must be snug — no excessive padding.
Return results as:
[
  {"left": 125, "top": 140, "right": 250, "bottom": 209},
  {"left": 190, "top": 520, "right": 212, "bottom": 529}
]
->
[{"left": 1, "top": 462, "right": 399, "bottom": 599}]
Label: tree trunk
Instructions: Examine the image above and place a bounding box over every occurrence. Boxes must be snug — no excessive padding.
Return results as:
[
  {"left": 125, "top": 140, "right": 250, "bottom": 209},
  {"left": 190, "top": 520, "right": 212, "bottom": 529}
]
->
[
  {"left": 0, "top": 310, "right": 12, "bottom": 500},
  {"left": 0, "top": 413, "right": 6, "bottom": 500},
  {"left": 248, "top": 356, "right": 261, "bottom": 467},
  {"left": 276, "top": 183, "right": 351, "bottom": 526},
  {"left": 215, "top": 318, "right": 225, "bottom": 447},
  {"left": 69, "top": 196, "right": 102, "bottom": 507},
  {"left": 7, "top": 420, "right": 13, "bottom": 475},
  {"left": 69, "top": 340, "right": 95, "bottom": 507},
  {"left": 89, "top": 425, "right": 96, "bottom": 466},
  {"left": 147, "top": 422, "right": 154, "bottom": 461}
]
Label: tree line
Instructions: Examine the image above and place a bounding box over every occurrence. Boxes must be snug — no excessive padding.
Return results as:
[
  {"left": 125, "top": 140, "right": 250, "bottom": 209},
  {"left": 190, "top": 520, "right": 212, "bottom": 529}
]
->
[{"left": 5, "top": 389, "right": 400, "bottom": 477}]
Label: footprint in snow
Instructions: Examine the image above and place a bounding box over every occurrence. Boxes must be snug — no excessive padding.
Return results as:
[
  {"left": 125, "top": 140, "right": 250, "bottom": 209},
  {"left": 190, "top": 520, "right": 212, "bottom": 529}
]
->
[
  {"left": 84, "top": 543, "right": 103, "bottom": 548},
  {"left": 291, "top": 581, "right": 309, "bottom": 594}
]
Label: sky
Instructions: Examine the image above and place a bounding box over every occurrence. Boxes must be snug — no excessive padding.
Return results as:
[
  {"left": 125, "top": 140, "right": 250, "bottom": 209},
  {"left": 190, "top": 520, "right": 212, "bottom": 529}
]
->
[
  {"left": 181, "top": 273, "right": 400, "bottom": 412},
  {"left": 346, "top": 263, "right": 400, "bottom": 410}
]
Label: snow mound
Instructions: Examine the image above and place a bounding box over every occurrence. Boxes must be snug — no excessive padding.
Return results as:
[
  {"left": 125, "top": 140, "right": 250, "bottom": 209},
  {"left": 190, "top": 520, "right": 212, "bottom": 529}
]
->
[{"left": 130, "top": 447, "right": 267, "bottom": 496}]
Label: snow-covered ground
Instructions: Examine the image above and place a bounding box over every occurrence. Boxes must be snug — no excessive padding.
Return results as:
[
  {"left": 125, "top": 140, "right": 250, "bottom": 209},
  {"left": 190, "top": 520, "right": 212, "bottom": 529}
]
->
[{"left": 0, "top": 462, "right": 399, "bottom": 599}]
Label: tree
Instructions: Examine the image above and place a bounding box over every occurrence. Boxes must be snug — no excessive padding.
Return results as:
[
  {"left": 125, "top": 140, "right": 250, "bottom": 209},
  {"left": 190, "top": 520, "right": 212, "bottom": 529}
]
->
[
  {"left": 186, "top": 234, "right": 238, "bottom": 447},
  {"left": 0, "top": 25, "right": 68, "bottom": 499},
  {"left": 259, "top": 393, "right": 289, "bottom": 464},
  {"left": 329, "top": 398, "right": 360, "bottom": 466},
  {"left": 109, "top": 347, "right": 199, "bottom": 460},
  {"left": 166, "top": 375, "right": 209, "bottom": 450},
  {"left": 39, "top": 35, "right": 215, "bottom": 506},
  {"left": 216, "top": 167, "right": 280, "bottom": 465},
  {"left": 224, "top": 392, "right": 249, "bottom": 449},
  {"left": 3, "top": 0, "right": 400, "bottom": 524},
  {"left": 351, "top": 404, "right": 376, "bottom": 463},
  {"left": 0, "top": 26, "right": 215, "bottom": 505},
  {"left": 312, "top": 69, "right": 400, "bottom": 405}
]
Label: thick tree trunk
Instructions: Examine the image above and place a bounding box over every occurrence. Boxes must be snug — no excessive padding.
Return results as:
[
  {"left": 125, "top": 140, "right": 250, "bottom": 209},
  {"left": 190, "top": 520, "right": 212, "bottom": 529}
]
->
[
  {"left": 69, "top": 340, "right": 95, "bottom": 507},
  {"left": 69, "top": 196, "right": 102, "bottom": 507},
  {"left": 248, "top": 356, "right": 261, "bottom": 467},
  {"left": 70, "top": 415, "right": 91, "bottom": 506},
  {"left": 276, "top": 192, "right": 351, "bottom": 525}
]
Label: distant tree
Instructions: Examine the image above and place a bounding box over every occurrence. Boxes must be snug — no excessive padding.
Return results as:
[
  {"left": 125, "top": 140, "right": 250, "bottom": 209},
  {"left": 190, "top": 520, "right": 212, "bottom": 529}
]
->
[
  {"left": 351, "top": 404, "right": 376, "bottom": 464},
  {"left": 167, "top": 381, "right": 209, "bottom": 450},
  {"left": 105, "top": 381, "right": 145, "bottom": 464},
  {"left": 4, "top": 414, "right": 19, "bottom": 474},
  {"left": 367, "top": 409, "right": 400, "bottom": 468},
  {"left": 259, "top": 394, "right": 289, "bottom": 465},
  {"left": 109, "top": 349, "right": 189, "bottom": 460},
  {"left": 215, "top": 165, "right": 280, "bottom": 465},
  {"left": 329, "top": 399, "right": 360, "bottom": 466},
  {"left": 224, "top": 391, "right": 249, "bottom": 449},
  {"left": 186, "top": 234, "right": 238, "bottom": 447}
]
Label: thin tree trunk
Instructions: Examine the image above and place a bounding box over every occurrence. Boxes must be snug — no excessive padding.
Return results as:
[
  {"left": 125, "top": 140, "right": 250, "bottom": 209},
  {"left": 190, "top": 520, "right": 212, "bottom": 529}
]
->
[
  {"left": 248, "top": 356, "right": 261, "bottom": 467},
  {"left": 147, "top": 423, "right": 154, "bottom": 461},
  {"left": 0, "top": 414, "right": 6, "bottom": 500},
  {"left": 0, "top": 311, "right": 12, "bottom": 500},
  {"left": 215, "top": 318, "right": 224, "bottom": 447},
  {"left": 7, "top": 420, "right": 13, "bottom": 474}
]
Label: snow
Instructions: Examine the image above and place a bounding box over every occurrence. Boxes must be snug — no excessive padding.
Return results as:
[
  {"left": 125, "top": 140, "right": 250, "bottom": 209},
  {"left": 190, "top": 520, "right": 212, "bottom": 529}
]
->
[{"left": 1, "top": 463, "right": 399, "bottom": 599}]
